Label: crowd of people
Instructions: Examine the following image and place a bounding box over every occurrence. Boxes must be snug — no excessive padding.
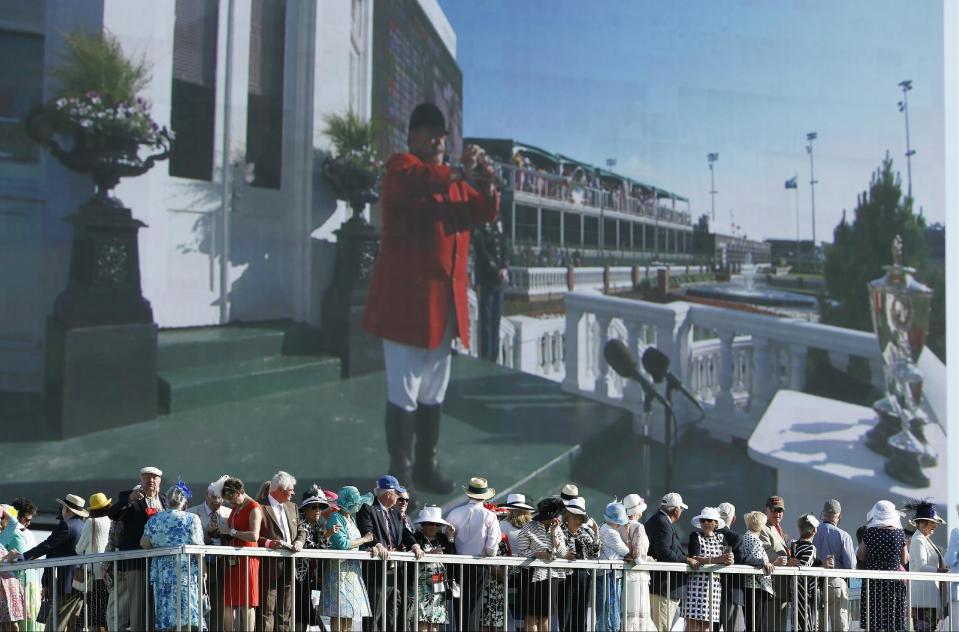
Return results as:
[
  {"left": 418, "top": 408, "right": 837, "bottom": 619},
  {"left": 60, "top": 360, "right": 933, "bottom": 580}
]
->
[{"left": 0, "top": 465, "right": 956, "bottom": 632}]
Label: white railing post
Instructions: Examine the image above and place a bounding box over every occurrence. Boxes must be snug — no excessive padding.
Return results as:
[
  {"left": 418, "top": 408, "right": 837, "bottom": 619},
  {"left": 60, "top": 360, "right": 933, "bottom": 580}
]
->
[
  {"left": 789, "top": 343, "right": 809, "bottom": 390},
  {"left": 751, "top": 336, "right": 775, "bottom": 413},
  {"left": 593, "top": 315, "right": 612, "bottom": 396},
  {"left": 828, "top": 350, "right": 851, "bottom": 372},
  {"left": 563, "top": 306, "right": 582, "bottom": 392},
  {"left": 715, "top": 330, "right": 736, "bottom": 412}
]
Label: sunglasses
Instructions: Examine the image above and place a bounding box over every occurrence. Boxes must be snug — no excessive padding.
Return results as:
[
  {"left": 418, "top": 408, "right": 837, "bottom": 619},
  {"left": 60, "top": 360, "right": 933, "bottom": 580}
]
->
[
  {"left": 770, "top": 507, "right": 784, "bottom": 513},
  {"left": 396, "top": 498, "right": 409, "bottom": 504}
]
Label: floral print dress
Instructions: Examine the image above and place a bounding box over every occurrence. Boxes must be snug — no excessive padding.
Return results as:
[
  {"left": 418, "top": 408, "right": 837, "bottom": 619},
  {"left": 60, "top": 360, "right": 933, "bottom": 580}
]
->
[
  {"left": 142, "top": 510, "right": 204, "bottom": 631},
  {"left": 408, "top": 532, "right": 456, "bottom": 625}
]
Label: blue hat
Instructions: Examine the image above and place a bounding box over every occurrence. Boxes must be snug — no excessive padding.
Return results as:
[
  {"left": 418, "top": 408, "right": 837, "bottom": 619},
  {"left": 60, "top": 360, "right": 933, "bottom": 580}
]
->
[
  {"left": 336, "top": 486, "right": 373, "bottom": 514},
  {"left": 376, "top": 475, "right": 407, "bottom": 494},
  {"left": 604, "top": 502, "right": 628, "bottom": 526}
]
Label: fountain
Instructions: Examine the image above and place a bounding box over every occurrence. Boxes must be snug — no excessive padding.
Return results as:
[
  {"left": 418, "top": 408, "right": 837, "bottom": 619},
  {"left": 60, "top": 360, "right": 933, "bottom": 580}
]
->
[{"left": 685, "top": 253, "right": 817, "bottom": 310}]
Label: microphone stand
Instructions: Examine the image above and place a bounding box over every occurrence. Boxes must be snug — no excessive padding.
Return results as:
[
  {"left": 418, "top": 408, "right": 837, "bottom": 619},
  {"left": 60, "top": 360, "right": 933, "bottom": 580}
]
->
[
  {"left": 643, "top": 393, "right": 653, "bottom": 500},
  {"left": 664, "top": 382, "right": 676, "bottom": 492}
]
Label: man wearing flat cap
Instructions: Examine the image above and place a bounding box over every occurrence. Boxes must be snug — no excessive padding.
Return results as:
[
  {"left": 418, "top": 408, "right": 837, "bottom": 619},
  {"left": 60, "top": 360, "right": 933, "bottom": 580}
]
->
[
  {"left": 759, "top": 494, "right": 793, "bottom": 631},
  {"left": 109, "top": 466, "right": 168, "bottom": 630},
  {"left": 363, "top": 102, "right": 499, "bottom": 495}
]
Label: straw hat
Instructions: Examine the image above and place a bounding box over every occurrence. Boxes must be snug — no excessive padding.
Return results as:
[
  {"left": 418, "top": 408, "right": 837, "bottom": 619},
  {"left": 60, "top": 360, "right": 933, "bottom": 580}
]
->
[
  {"left": 560, "top": 483, "right": 580, "bottom": 501},
  {"left": 88, "top": 492, "right": 112, "bottom": 512},
  {"left": 463, "top": 477, "right": 496, "bottom": 500},
  {"left": 57, "top": 494, "right": 89, "bottom": 518}
]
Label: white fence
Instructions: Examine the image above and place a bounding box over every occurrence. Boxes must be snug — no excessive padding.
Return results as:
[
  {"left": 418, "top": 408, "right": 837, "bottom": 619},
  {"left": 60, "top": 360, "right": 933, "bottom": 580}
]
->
[
  {"left": 506, "top": 265, "right": 706, "bottom": 300},
  {"left": 4, "top": 544, "right": 957, "bottom": 631}
]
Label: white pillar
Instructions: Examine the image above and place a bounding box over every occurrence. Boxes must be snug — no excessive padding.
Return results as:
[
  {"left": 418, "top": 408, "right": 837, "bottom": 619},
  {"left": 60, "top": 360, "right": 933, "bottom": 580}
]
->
[
  {"left": 592, "top": 315, "right": 612, "bottom": 396},
  {"left": 716, "top": 331, "right": 736, "bottom": 411},
  {"left": 788, "top": 343, "right": 808, "bottom": 391},
  {"left": 562, "top": 306, "right": 582, "bottom": 392}
]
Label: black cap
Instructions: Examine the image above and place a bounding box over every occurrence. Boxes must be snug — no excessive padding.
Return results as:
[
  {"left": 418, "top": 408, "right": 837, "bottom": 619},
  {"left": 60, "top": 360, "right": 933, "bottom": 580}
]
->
[{"left": 408, "top": 102, "right": 447, "bottom": 133}]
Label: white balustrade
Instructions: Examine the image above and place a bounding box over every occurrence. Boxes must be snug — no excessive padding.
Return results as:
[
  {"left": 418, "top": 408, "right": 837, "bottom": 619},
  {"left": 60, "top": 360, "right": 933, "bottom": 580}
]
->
[
  {"left": 506, "top": 265, "right": 700, "bottom": 299},
  {"left": 560, "top": 291, "right": 944, "bottom": 444}
]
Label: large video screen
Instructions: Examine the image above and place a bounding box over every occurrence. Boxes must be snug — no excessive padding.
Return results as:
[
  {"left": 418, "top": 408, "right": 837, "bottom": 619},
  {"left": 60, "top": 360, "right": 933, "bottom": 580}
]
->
[{"left": 371, "top": 0, "right": 463, "bottom": 159}]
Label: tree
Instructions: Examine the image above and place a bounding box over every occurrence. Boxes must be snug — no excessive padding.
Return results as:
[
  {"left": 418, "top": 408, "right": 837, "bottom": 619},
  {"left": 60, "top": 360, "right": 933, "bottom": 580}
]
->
[{"left": 820, "top": 154, "right": 944, "bottom": 359}]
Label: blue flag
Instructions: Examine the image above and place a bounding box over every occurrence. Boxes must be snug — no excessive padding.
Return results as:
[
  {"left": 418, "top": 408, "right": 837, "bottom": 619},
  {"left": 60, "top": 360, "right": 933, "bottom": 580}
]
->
[{"left": 785, "top": 176, "right": 798, "bottom": 189}]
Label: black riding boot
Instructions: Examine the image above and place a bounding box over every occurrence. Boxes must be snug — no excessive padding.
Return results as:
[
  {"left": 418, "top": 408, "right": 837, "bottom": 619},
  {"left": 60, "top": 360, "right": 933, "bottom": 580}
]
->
[
  {"left": 412, "top": 403, "right": 455, "bottom": 493},
  {"left": 384, "top": 402, "right": 415, "bottom": 487}
]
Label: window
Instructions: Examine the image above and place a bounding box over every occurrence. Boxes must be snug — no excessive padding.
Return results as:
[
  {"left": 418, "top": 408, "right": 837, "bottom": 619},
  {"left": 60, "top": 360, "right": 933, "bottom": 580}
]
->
[
  {"left": 583, "top": 216, "right": 599, "bottom": 248},
  {"left": 514, "top": 205, "right": 537, "bottom": 245},
  {"left": 246, "top": 0, "right": 286, "bottom": 189},
  {"left": 604, "top": 218, "right": 617, "bottom": 249},
  {"left": 0, "top": 31, "right": 44, "bottom": 163},
  {"left": 169, "top": 0, "right": 219, "bottom": 180},
  {"left": 564, "top": 212, "right": 581, "bottom": 248},
  {"left": 541, "top": 209, "right": 561, "bottom": 246}
]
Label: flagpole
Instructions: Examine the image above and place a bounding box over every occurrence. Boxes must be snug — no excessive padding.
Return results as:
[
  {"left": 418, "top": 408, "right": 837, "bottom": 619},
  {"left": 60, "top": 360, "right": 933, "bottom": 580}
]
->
[{"left": 794, "top": 173, "right": 800, "bottom": 265}]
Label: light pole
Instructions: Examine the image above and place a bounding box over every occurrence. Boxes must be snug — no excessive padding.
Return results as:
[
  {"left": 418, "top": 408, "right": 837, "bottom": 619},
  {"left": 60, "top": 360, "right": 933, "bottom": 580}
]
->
[
  {"left": 898, "top": 79, "right": 916, "bottom": 201},
  {"left": 806, "top": 132, "right": 818, "bottom": 249},
  {"left": 707, "top": 153, "right": 718, "bottom": 222}
]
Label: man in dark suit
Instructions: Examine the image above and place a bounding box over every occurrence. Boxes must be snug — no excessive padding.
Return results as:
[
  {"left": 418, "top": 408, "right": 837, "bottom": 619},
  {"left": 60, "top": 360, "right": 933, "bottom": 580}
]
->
[
  {"left": 356, "top": 475, "right": 423, "bottom": 631},
  {"left": 714, "top": 502, "right": 769, "bottom": 632},
  {"left": 645, "top": 492, "right": 700, "bottom": 632},
  {"left": 22, "top": 493, "right": 86, "bottom": 611},
  {"left": 108, "top": 466, "right": 168, "bottom": 630},
  {"left": 256, "top": 471, "right": 306, "bottom": 632}
]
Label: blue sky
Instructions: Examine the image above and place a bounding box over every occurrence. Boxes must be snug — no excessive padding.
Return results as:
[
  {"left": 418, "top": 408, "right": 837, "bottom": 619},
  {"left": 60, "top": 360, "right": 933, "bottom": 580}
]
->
[{"left": 437, "top": 0, "right": 946, "bottom": 243}]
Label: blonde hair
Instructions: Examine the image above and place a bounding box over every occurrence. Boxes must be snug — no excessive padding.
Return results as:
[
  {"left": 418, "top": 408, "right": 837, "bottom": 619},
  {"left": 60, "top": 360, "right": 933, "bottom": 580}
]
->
[
  {"left": 507, "top": 508, "right": 532, "bottom": 529},
  {"left": 744, "top": 511, "right": 767, "bottom": 533}
]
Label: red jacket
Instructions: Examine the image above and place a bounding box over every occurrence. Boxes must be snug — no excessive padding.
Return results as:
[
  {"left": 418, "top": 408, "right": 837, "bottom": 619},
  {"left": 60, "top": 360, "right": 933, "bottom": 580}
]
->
[{"left": 363, "top": 152, "right": 499, "bottom": 349}]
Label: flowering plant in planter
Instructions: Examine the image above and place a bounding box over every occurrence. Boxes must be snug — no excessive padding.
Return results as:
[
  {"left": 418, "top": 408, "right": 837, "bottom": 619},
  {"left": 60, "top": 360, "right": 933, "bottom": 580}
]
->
[
  {"left": 26, "top": 30, "right": 173, "bottom": 194},
  {"left": 321, "top": 110, "right": 384, "bottom": 217}
]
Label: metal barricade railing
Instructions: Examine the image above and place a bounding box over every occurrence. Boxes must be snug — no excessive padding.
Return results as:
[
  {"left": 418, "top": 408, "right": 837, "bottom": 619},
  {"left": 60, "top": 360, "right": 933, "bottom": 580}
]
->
[{"left": 4, "top": 545, "right": 958, "bottom": 631}]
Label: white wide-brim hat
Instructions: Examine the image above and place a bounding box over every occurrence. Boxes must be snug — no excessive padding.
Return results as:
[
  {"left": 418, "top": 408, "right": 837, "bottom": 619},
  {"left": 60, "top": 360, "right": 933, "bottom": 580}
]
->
[
  {"left": 691, "top": 506, "right": 726, "bottom": 530},
  {"left": 415, "top": 505, "right": 450, "bottom": 527},
  {"left": 867, "top": 500, "right": 902, "bottom": 529},
  {"left": 565, "top": 496, "right": 587, "bottom": 515},
  {"left": 500, "top": 493, "right": 534, "bottom": 511},
  {"left": 57, "top": 493, "right": 89, "bottom": 518}
]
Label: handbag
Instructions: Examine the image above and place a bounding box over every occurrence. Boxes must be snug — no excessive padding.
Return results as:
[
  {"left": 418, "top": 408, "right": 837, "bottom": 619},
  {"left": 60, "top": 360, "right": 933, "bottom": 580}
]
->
[
  {"left": 71, "top": 564, "right": 87, "bottom": 592},
  {"left": 448, "top": 578, "right": 461, "bottom": 599}
]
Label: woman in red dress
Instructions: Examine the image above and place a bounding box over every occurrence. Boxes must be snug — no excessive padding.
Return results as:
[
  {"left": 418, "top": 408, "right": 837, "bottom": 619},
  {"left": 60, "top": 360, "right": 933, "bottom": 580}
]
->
[{"left": 219, "top": 477, "right": 262, "bottom": 631}]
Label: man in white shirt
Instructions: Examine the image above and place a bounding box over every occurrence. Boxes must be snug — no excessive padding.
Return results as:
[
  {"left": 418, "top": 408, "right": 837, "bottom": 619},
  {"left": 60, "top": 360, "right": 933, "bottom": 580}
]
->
[
  {"left": 188, "top": 475, "right": 232, "bottom": 632},
  {"left": 445, "top": 477, "right": 501, "bottom": 627}
]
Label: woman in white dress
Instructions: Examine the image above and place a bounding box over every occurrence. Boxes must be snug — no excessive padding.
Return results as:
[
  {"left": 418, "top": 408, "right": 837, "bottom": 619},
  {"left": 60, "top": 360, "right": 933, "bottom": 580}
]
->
[{"left": 621, "top": 494, "right": 655, "bottom": 631}]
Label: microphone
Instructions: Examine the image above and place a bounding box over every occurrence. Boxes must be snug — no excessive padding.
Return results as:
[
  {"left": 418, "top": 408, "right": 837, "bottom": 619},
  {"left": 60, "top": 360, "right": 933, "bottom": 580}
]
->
[
  {"left": 603, "top": 339, "right": 672, "bottom": 413},
  {"left": 641, "top": 347, "right": 706, "bottom": 417}
]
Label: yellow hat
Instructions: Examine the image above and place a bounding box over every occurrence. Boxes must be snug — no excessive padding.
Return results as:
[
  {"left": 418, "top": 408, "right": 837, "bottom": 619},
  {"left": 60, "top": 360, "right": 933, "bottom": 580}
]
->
[
  {"left": 88, "top": 492, "right": 112, "bottom": 511},
  {"left": 0, "top": 504, "right": 17, "bottom": 520}
]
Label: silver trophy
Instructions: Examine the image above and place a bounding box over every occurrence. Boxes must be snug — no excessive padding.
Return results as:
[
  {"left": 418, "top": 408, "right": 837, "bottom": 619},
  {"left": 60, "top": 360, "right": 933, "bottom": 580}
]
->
[{"left": 864, "top": 235, "right": 934, "bottom": 487}]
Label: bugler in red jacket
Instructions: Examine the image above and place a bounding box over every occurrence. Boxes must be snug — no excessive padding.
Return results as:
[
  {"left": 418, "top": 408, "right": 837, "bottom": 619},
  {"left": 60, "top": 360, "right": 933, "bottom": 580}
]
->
[{"left": 363, "top": 152, "right": 499, "bottom": 350}]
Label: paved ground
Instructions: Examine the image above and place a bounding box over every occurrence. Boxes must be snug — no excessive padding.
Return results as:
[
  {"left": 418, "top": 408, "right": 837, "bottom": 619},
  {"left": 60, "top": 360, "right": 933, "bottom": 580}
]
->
[{"left": 0, "top": 354, "right": 775, "bottom": 539}]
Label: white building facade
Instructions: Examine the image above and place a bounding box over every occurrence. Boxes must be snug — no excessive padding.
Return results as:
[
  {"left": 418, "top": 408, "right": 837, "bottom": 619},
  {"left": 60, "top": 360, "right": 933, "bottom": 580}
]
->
[{"left": 0, "top": 0, "right": 456, "bottom": 392}]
